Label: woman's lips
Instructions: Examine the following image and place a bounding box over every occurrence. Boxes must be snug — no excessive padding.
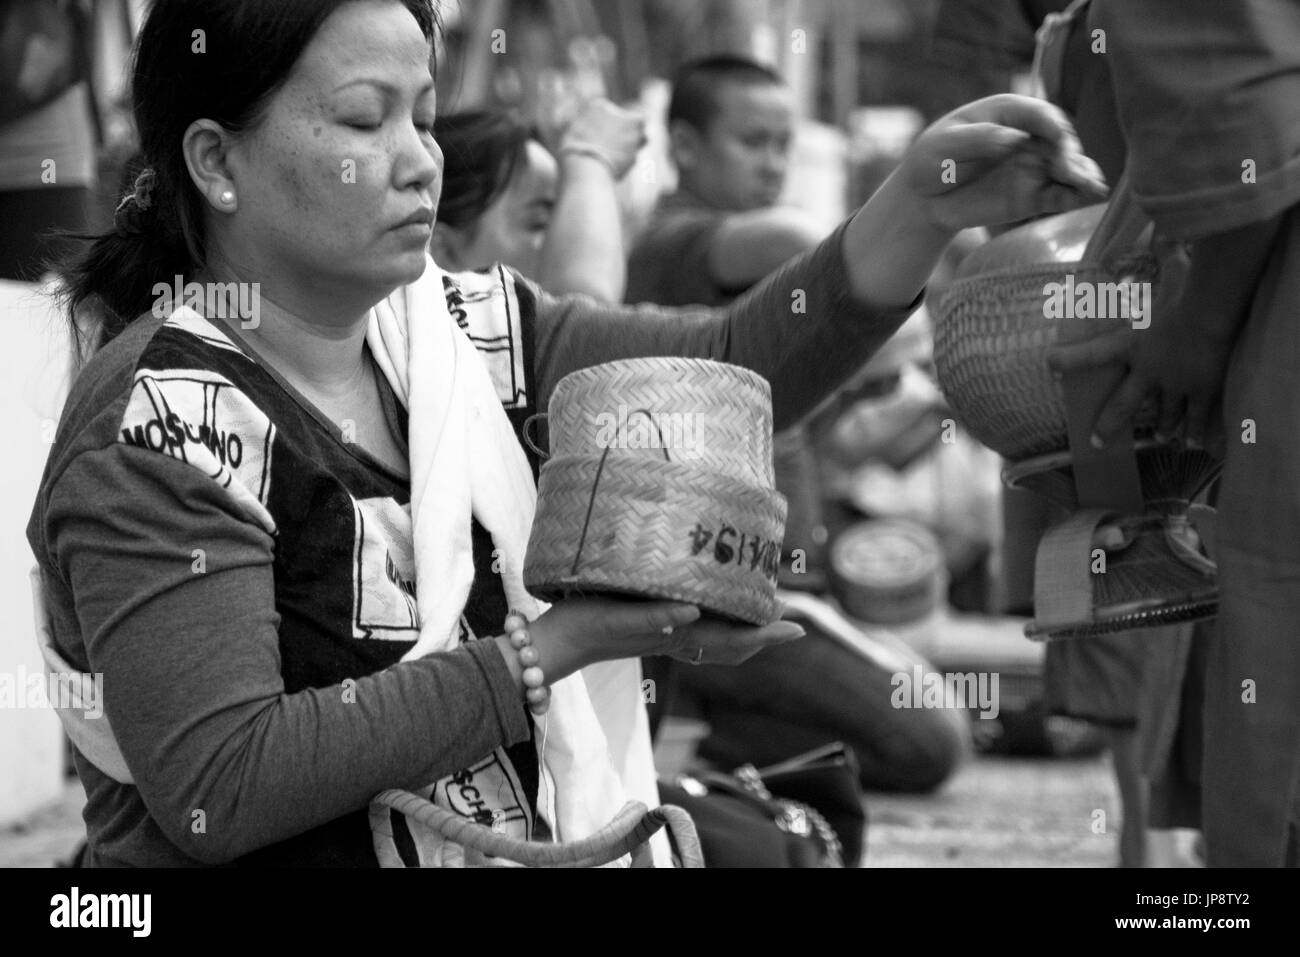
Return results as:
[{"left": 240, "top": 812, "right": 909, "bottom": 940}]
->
[{"left": 393, "top": 207, "right": 435, "bottom": 230}]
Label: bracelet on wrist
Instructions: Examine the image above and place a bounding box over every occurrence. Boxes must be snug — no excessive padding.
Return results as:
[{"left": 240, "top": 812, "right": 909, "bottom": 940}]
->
[
  {"left": 504, "top": 610, "right": 551, "bottom": 717},
  {"left": 558, "top": 143, "right": 619, "bottom": 178}
]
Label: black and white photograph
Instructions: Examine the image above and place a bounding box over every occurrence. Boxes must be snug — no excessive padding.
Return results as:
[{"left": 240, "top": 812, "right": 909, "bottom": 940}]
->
[{"left": 0, "top": 0, "right": 1292, "bottom": 934}]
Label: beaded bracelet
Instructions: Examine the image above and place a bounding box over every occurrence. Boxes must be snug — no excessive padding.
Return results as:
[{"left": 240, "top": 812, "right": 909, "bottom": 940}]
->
[{"left": 504, "top": 611, "right": 551, "bottom": 717}]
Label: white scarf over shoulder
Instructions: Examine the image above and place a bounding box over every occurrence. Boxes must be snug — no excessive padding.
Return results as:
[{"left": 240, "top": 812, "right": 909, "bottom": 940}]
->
[{"left": 366, "top": 260, "right": 665, "bottom": 865}]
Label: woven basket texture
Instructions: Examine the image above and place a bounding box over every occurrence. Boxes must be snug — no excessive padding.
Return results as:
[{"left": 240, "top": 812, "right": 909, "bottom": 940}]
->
[
  {"left": 545, "top": 357, "right": 775, "bottom": 487},
  {"left": 933, "top": 254, "right": 1159, "bottom": 461},
  {"left": 1029, "top": 517, "right": 1218, "bottom": 641},
  {"left": 1007, "top": 445, "right": 1221, "bottom": 513},
  {"left": 525, "top": 454, "right": 787, "bottom": 624}
]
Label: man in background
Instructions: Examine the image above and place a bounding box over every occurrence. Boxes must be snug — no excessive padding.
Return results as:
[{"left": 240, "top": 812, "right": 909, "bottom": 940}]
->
[{"left": 628, "top": 55, "right": 969, "bottom": 793}]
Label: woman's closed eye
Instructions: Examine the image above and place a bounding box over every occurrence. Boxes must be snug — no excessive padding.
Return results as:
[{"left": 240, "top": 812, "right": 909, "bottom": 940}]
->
[{"left": 344, "top": 119, "right": 383, "bottom": 131}]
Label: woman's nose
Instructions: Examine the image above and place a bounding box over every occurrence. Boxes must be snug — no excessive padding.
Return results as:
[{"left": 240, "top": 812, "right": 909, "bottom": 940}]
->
[{"left": 398, "top": 127, "right": 442, "bottom": 192}]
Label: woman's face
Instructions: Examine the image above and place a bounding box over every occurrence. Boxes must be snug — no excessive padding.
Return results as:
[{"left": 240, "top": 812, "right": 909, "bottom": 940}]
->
[
  {"left": 447, "top": 140, "right": 559, "bottom": 278},
  {"left": 218, "top": 0, "right": 442, "bottom": 312}
]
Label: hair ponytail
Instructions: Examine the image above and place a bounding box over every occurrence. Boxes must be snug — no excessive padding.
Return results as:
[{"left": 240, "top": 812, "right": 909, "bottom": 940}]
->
[{"left": 58, "top": 155, "right": 198, "bottom": 358}]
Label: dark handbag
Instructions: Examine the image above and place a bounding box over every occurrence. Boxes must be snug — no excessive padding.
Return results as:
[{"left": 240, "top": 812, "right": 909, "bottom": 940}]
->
[
  {"left": 744, "top": 741, "right": 867, "bottom": 865},
  {"left": 659, "top": 741, "right": 867, "bottom": 867}
]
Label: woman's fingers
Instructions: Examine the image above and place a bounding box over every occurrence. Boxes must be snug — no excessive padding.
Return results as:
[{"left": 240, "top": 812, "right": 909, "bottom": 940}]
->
[
  {"left": 667, "top": 618, "right": 806, "bottom": 665},
  {"left": 958, "top": 94, "right": 1079, "bottom": 149},
  {"left": 931, "top": 123, "right": 1033, "bottom": 163},
  {"left": 612, "top": 601, "right": 701, "bottom": 635},
  {"left": 1032, "top": 179, "right": 1106, "bottom": 218},
  {"left": 753, "top": 620, "right": 807, "bottom": 643}
]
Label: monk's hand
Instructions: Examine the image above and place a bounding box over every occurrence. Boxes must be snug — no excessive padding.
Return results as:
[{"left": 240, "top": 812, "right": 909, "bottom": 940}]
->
[
  {"left": 1048, "top": 241, "right": 1227, "bottom": 452},
  {"left": 900, "top": 94, "right": 1109, "bottom": 234}
]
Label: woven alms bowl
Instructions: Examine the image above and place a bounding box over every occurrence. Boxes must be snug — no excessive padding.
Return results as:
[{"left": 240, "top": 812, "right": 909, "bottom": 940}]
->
[
  {"left": 931, "top": 206, "right": 1161, "bottom": 462},
  {"left": 1004, "top": 442, "right": 1222, "bottom": 513},
  {"left": 525, "top": 455, "right": 787, "bottom": 624},
  {"left": 545, "top": 357, "right": 775, "bottom": 488}
]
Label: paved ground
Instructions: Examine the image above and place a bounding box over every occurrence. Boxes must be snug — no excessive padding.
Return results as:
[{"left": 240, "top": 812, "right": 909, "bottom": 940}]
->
[
  {"left": 1, "top": 751, "right": 1125, "bottom": 868},
  {"left": 865, "top": 753, "right": 1118, "bottom": 867},
  {"left": 1, "top": 783, "right": 85, "bottom": 868}
]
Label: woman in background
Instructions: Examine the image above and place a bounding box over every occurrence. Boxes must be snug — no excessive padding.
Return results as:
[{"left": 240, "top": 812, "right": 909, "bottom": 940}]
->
[{"left": 433, "top": 98, "right": 643, "bottom": 302}]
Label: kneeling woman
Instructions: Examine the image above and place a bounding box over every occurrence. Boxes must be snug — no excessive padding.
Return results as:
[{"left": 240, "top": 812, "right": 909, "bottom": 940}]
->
[{"left": 28, "top": 0, "right": 1106, "bottom": 866}]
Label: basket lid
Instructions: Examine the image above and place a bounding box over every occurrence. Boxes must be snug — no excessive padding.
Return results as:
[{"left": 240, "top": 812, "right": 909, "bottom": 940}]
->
[
  {"left": 952, "top": 204, "right": 1106, "bottom": 281},
  {"left": 546, "top": 357, "right": 777, "bottom": 488}
]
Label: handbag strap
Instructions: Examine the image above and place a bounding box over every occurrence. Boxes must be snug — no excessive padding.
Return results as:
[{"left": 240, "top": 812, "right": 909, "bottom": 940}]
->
[{"left": 375, "top": 791, "right": 704, "bottom": 867}]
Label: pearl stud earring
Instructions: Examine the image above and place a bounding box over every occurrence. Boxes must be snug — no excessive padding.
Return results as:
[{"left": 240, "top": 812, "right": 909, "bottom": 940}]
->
[{"left": 220, "top": 190, "right": 235, "bottom": 206}]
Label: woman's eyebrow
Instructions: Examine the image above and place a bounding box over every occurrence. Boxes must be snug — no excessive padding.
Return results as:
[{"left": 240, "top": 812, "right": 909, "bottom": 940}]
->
[{"left": 330, "top": 77, "right": 436, "bottom": 95}]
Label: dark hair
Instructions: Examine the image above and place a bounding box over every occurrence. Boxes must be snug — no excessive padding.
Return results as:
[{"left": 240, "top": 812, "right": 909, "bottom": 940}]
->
[
  {"left": 433, "top": 110, "right": 537, "bottom": 232},
  {"left": 667, "top": 55, "right": 785, "bottom": 134},
  {"left": 61, "top": 0, "right": 439, "bottom": 352}
]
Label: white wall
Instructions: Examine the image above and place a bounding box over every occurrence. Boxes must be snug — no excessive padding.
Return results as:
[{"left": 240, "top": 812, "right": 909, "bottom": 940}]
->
[{"left": 0, "top": 280, "right": 74, "bottom": 825}]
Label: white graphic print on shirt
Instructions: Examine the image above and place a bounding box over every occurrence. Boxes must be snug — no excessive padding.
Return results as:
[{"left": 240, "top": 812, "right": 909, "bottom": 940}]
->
[
  {"left": 350, "top": 496, "right": 419, "bottom": 640},
  {"left": 118, "top": 367, "right": 277, "bottom": 535}
]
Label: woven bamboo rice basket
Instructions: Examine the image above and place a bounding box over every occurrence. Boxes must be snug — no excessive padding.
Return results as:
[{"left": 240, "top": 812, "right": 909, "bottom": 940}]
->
[
  {"left": 527, "top": 455, "right": 787, "bottom": 624},
  {"left": 525, "top": 358, "right": 787, "bottom": 625}
]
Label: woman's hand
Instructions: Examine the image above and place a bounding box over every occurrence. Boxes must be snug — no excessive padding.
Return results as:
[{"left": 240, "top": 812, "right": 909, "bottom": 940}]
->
[
  {"left": 657, "top": 613, "right": 808, "bottom": 666},
  {"left": 520, "top": 597, "right": 805, "bottom": 682},
  {"left": 900, "top": 94, "right": 1110, "bottom": 233},
  {"left": 559, "top": 97, "right": 647, "bottom": 181},
  {"left": 844, "top": 95, "right": 1109, "bottom": 310}
]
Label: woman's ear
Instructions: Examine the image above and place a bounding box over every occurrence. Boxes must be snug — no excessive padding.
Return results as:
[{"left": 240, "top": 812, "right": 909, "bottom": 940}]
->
[
  {"left": 182, "top": 119, "right": 239, "bottom": 213},
  {"left": 430, "top": 222, "right": 467, "bottom": 271}
]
